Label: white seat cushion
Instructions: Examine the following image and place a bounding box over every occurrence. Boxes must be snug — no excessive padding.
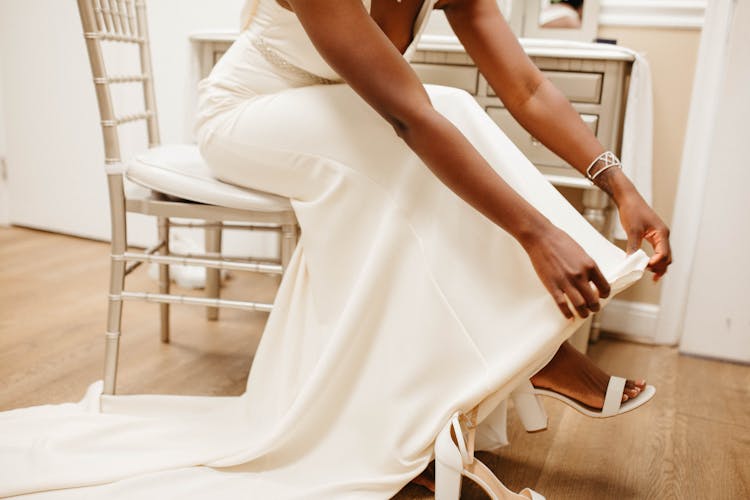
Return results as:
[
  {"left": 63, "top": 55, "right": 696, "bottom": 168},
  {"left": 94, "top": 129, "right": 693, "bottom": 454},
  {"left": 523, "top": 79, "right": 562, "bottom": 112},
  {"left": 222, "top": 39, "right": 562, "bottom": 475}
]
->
[{"left": 126, "top": 144, "right": 292, "bottom": 212}]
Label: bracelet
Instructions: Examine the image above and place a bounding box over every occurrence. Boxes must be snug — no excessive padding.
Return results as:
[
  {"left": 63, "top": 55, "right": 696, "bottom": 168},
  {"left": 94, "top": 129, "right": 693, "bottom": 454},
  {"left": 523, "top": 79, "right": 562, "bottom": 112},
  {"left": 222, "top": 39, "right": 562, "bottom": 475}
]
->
[{"left": 585, "top": 151, "right": 622, "bottom": 182}]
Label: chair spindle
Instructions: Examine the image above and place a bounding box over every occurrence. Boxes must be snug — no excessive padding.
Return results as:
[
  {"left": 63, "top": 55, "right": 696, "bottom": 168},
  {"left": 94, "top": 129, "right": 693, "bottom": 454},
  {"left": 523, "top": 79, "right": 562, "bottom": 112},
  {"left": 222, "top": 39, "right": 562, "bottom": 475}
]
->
[
  {"left": 97, "top": 0, "right": 114, "bottom": 33},
  {"left": 93, "top": 0, "right": 107, "bottom": 32},
  {"left": 108, "top": 0, "right": 123, "bottom": 34},
  {"left": 118, "top": 0, "right": 133, "bottom": 35}
]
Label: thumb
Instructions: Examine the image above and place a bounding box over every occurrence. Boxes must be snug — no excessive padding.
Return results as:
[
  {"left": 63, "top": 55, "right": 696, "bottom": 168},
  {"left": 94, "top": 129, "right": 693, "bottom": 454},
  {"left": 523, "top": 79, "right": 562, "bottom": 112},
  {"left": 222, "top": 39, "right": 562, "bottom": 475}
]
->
[{"left": 626, "top": 231, "right": 643, "bottom": 255}]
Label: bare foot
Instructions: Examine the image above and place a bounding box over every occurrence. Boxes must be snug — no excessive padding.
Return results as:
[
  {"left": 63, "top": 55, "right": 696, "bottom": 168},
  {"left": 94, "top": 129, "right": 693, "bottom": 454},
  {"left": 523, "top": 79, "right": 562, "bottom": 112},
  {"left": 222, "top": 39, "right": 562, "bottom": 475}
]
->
[{"left": 530, "top": 342, "right": 646, "bottom": 410}]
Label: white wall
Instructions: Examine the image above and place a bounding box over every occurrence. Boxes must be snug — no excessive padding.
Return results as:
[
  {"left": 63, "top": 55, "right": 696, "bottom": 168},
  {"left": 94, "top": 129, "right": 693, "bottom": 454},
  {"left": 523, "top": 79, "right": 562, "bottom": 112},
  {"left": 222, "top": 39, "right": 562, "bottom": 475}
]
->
[
  {"left": 0, "top": 0, "right": 107, "bottom": 239},
  {"left": 0, "top": 0, "right": 247, "bottom": 248},
  {"left": 146, "top": 0, "right": 244, "bottom": 144}
]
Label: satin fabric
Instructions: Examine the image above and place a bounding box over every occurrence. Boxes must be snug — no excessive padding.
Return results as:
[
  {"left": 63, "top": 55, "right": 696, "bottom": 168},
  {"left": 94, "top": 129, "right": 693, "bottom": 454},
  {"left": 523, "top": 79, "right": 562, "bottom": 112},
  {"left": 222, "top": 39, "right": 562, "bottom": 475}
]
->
[{"left": 0, "top": 1, "right": 648, "bottom": 497}]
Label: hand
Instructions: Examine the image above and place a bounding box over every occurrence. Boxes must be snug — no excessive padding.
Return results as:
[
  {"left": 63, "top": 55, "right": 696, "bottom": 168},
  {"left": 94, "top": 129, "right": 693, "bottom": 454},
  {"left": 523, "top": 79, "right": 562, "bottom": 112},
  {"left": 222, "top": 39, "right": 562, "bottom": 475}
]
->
[
  {"left": 617, "top": 194, "right": 672, "bottom": 281},
  {"left": 521, "top": 225, "right": 611, "bottom": 319},
  {"left": 594, "top": 167, "right": 672, "bottom": 281}
]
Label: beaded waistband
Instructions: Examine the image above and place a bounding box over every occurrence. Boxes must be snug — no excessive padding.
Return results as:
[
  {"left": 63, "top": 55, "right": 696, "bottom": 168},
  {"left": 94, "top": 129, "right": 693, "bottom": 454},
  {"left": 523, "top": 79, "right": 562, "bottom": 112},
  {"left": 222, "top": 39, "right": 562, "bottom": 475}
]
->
[{"left": 250, "top": 35, "right": 339, "bottom": 86}]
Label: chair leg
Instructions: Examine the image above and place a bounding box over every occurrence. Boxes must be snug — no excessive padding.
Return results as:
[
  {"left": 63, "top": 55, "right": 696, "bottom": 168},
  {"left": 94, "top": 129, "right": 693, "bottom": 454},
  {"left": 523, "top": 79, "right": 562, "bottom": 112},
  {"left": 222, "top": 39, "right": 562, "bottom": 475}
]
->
[
  {"left": 280, "top": 223, "right": 298, "bottom": 270},
  {"left": 158, "top": 216, "right": 170, "bottom": 343},
  {"left": 104, "top": 258, "right": 126, "bottom": 396},
  {"left": 103, "top": 174, "right": 127, "bottom": 396},
  {"left": 205, "top": 221, "right": 222, "bottom": 320}
]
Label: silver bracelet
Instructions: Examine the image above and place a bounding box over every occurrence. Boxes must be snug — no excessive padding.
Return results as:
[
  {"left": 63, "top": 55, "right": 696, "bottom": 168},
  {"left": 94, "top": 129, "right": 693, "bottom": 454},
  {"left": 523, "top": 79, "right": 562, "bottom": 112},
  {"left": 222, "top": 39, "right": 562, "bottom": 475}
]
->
[{"left": 585, "top": 151, "right": 622, "bottom": 182}]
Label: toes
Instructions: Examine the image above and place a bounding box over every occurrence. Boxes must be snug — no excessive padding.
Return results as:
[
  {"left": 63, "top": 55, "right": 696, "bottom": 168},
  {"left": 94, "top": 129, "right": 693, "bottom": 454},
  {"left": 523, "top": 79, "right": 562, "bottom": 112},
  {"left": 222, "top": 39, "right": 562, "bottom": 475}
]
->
[
  {"left": 627, "top": 379, "right": 646, "bottom": 390},
  {"left": 629, "top": 378, "right": 646, "bottom": 389},
  {"left": 624, "top": 380, "right": 641, "bottom": 399},
  {"left": 621, "top": 393, "right": 630, "bottom": 403},
  {"left": 625, "top": 387, "right": 640, "bottom": 399}
]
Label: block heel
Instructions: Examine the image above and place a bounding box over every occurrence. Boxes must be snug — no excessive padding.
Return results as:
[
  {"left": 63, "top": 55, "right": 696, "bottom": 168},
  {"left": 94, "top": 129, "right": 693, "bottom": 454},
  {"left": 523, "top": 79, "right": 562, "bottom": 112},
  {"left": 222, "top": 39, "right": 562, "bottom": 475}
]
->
[{"left": 510, "top": 380, "right": 548, "bottom": 432}]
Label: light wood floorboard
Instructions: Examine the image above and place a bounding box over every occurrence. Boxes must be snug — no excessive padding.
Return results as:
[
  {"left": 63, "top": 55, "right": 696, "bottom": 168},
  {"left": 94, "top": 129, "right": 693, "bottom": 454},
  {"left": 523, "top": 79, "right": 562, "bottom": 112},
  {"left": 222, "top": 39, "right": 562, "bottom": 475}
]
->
[{"left": 1, "top": 226, "right": 748, "bottom": 499}]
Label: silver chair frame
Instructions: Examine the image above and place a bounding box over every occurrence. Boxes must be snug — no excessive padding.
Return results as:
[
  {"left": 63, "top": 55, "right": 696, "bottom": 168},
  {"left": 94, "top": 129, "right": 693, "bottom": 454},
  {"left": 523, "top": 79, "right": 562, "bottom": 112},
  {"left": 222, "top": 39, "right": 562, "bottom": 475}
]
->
[{"left": 77, "top": 0, "right": 298, "bottom": 395}]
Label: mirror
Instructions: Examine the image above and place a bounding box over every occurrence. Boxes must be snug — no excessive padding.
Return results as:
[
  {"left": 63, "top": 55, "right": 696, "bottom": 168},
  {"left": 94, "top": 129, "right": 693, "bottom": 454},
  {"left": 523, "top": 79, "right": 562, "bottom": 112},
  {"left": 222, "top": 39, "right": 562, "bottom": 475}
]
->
[
  {"left": 520, "top": 0, "right": 600, "bottom": 42},
  {"left": 539, "top": 1, "right": 583, "bottom": 29}
]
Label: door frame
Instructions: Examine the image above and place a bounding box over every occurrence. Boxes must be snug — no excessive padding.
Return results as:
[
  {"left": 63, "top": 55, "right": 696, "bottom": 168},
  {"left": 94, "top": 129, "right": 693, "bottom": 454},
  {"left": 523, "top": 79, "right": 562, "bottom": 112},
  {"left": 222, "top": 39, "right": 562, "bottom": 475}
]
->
[{"left": 654, "top": 0, "right": 738, "bottom": 345}]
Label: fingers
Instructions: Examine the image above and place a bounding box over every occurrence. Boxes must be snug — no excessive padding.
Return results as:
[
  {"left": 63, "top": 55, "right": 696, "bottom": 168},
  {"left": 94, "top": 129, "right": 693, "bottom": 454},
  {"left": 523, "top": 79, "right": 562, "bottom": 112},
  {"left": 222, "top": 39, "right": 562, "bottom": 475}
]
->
[
  {"left": 554, "top": 286, "right": 599, "bottom": 320},
  {"left": 552, "top": 291, "right": 575, "bottom": 320},
  {"left": 588, "top": 265, "right": 611, "bottom": 299},
  {"left": 562, "top": 283, "right": 595, "bottom": 319},
  {"left": 569, "top": 261, "right": 609, "bottom": 318},
  {"left": 552, "top": 262, "right": 610, "bottom": 320},
  {"left": 645, "top": 226, "right": 672, "bottom": 281}
]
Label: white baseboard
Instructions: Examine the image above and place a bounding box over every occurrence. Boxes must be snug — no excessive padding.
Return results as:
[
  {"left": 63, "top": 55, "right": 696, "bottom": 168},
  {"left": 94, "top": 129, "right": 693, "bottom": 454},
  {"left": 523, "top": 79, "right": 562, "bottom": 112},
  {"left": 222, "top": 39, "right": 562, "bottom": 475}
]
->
[{"left": 599, "top": 299, "right": 660, "bottom": 344}]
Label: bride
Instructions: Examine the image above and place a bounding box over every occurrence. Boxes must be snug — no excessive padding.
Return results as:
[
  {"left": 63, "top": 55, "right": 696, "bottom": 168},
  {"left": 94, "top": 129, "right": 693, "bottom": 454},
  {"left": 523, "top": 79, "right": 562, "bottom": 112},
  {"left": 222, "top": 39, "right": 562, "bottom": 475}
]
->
[{"left": 0, "top": 0, "right": 671, "bottom": 498}]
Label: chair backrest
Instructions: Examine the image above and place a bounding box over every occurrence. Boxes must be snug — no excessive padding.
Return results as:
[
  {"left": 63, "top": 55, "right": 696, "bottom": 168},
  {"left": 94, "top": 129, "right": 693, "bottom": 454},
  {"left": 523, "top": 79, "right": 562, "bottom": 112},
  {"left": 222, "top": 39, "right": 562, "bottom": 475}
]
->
[{"left": 77, "top": 0, "right": 161, "bottom": 167}]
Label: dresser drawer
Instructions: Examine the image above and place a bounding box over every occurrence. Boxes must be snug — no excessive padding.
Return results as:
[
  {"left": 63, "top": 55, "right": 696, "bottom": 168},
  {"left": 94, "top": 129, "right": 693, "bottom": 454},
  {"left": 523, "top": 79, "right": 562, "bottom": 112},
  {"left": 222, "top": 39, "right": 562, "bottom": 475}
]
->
[
  {"left": 485, "top": 106, "right": 598, "bottom": 170},
  {"left": 488, "top": 71, "right": 602, "bottom": 104},
  {"left": 412, "top": 63, "right": 479, "bottom": 95}
]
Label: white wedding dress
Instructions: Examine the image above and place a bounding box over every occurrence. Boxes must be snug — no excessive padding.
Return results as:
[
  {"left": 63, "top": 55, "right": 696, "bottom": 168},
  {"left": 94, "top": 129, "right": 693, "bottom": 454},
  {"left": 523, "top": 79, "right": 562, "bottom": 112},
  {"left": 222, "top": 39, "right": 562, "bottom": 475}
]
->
[{"left": 0, "top": 1, "right": 648, "bottom": 498}]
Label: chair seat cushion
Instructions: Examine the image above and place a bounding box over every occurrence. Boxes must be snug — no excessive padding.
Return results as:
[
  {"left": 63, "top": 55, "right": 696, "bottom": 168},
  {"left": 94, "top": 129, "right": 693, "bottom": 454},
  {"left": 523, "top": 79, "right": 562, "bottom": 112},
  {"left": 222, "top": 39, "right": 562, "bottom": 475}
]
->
[{"left": 126, "top": 144, "right": 292, "bottom": 212}]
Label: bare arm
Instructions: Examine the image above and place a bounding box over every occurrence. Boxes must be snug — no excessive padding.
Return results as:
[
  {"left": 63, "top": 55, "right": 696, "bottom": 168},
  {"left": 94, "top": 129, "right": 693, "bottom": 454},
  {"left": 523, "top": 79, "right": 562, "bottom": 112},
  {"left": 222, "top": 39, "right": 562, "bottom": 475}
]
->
[
  {"left": 286, "top": 0, "right": 613, "bottom": 317},
  {"left": 438, "top": 0, "right": 609, "bottom": 187},
  {"left": 441, "top": 0, "right": 671, "bottom": 278},
  {"left": 286, "top": 0, "right": 549, "bottom": 243}
]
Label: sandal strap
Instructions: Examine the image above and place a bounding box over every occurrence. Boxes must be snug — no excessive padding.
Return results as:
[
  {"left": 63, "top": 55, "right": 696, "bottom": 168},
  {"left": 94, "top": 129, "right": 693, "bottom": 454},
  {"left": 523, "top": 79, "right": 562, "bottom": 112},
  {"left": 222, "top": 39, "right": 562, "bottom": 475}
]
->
[
  {"left": 450, "top": 416, "right": 470, "bottom": 465},
  {"left": 602, "top": 376, "right": 626, "bottom": 416},
  {"left": 452, "top": 408, "right": 478, "bottom": 466}
]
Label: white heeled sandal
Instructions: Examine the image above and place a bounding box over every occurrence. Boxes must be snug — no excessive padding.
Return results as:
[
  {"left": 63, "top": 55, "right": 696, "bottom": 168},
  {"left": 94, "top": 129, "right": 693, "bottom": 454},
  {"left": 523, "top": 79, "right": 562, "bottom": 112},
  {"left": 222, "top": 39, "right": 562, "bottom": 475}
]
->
[
  {"left": 435, "top": 409, "right": 545, "bottom": 500},
  {"left": 533, "top": 375, "right": 656, "bottom": 418},
  {"left": 509, "top": 376, "right": 657, "bottom": 431}
]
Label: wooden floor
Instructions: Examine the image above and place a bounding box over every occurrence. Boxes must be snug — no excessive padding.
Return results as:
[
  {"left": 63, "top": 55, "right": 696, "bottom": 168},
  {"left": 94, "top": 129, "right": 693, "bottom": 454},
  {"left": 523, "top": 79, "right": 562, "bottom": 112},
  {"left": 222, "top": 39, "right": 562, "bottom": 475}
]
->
[{"left": 1, "top": 226, "right": 748, "bottom": 499}]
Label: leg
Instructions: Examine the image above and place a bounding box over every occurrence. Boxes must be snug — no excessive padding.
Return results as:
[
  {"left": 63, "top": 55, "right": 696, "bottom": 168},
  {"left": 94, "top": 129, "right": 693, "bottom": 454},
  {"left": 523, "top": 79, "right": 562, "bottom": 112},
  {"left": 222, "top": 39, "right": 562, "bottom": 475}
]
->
[
  {"left": 582, "top": 188, "right": 611, "bottom": 234},
  {"left": 279, "top": 223, "right": 298, "bottom": 270},
  {"left": 205, "top": 221, "right": 222, "bottom": 320},
  {"left": 103, "top": 174, "right": 127, "bottom": 395},
  {"left": 158, "top": 216, "right": 170, "bottom": 342},
  {"left": 531, "top": 341, "right": 646, "bottom": 408},
  {"left": 582, "top": 189, "right": 612, "bottom": 343}
]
